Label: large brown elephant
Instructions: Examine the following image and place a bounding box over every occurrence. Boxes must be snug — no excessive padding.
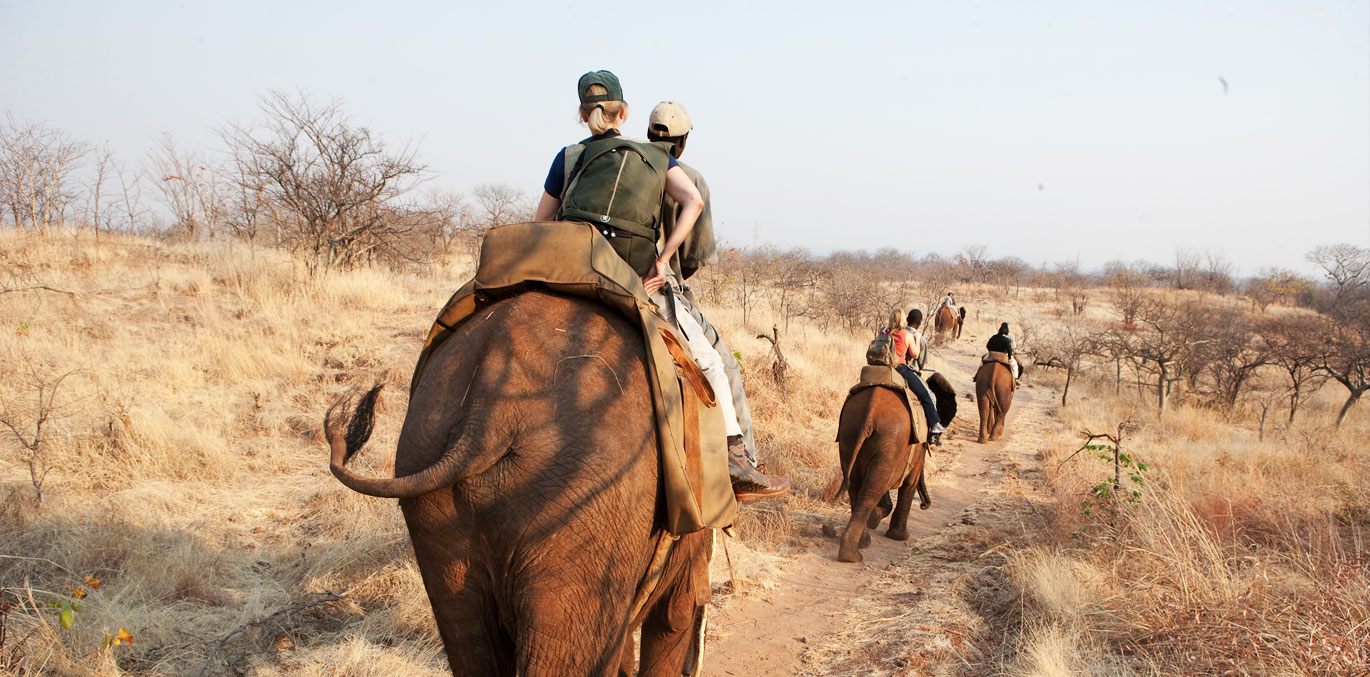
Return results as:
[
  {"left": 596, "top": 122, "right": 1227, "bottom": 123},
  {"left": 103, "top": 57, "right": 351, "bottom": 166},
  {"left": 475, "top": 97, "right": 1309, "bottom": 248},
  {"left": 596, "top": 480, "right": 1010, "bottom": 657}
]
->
[
  {"left": 327, "top": 290, "right": 710, "bottom": 676},
  {"left": 974, "top": 360, "right": 1014, "bottom": 443},
  {"left": 934, "top": 305, "right": 960, "bottom": 343},
  {"left": 834, "top": 386, "right": 929, "bottom": 563}
]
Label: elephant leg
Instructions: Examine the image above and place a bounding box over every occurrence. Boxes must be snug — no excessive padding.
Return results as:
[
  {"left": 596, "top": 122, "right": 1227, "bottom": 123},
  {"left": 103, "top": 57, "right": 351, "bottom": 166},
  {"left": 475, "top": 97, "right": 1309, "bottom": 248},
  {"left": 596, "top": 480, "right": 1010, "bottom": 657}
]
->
[
  {"left": 977, "top": 394, "right": 991, "bottom": 444},
  {"left": 866, "top": 491, "right": 893, "bottom": 529},
  {"left": 639, "top": 533, "right": 708, "bottom": 677},
  {"left": 840, "top": 467, "right": 884, "bottom": 562},
  {"left": 403, "top": 499, "right": 515, "bottom": 676},
  {"left": 887, "top": 447, "right": 924, "bottom": 541}
]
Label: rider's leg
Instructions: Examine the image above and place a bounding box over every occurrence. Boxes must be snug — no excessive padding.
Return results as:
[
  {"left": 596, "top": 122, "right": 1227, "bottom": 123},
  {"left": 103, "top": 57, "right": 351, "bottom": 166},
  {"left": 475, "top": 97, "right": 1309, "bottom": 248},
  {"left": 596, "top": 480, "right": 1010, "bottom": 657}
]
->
[
  {"left": 676, "top": 289, "right": 757, "bottom": 466},
  {"left": 895, "top": 364, "right": 943, "bottom": 434}
]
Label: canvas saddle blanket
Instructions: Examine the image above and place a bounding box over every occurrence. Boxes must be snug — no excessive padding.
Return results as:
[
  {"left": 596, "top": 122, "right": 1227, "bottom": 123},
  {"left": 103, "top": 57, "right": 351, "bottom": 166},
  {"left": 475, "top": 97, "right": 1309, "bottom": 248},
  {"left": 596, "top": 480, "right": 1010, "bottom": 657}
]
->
[
  {"left": 840, "top": 365, "right": 929, "bottom": 446},
  {"left": 411, "top": 221, "right": 736, "bottom": 536}
]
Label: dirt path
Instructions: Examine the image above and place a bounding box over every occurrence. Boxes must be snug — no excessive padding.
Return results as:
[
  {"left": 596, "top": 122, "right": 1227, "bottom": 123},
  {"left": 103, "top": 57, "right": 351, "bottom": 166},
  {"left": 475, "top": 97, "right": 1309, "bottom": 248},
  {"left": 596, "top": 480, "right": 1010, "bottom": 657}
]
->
[{"left": 705, "top": 347, "right": 1055, "bottom": 676}]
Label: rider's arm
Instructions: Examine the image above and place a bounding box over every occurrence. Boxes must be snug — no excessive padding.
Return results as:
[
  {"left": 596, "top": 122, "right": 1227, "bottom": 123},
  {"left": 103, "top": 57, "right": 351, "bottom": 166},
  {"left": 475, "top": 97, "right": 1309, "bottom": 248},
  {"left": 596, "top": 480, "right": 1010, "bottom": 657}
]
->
[
  {"left": 643, "top": 166, "right": 702, "bottom": 294},
  {"left": 534, "top": 192, "right": 560, "bottom": 221}
]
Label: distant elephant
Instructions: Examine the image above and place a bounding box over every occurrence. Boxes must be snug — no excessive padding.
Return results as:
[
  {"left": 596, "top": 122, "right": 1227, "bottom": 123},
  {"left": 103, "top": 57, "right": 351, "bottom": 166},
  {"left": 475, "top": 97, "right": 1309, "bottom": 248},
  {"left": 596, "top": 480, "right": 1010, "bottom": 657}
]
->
[
  {"left": 974, "top": 360, "right": 1015, "bottom": 443},
  {"left": 834, "top": 386, "right": 929, "bottom": 563},
  {"left": 934, "top": 305, "right": 960, "bottom": 343},
  {"left": 956, "top": 306, "right": 967, "bottom": 338},
  {"left": 327, "top": 291, "right": 710, "bottom": 677}
]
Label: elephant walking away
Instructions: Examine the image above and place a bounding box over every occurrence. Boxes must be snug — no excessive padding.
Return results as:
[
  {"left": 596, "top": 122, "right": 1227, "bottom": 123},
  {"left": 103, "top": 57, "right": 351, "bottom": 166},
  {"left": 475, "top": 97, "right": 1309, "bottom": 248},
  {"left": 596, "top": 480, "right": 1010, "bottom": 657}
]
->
[
  {"left": 327, "top": 291, "right": 710, "bottom": 677},
  {"left": 974, "top": 359, "right": 1015, "bottom": 443},
  {"left": 834, "top": 386, "right": 929, "bottom": 563}
]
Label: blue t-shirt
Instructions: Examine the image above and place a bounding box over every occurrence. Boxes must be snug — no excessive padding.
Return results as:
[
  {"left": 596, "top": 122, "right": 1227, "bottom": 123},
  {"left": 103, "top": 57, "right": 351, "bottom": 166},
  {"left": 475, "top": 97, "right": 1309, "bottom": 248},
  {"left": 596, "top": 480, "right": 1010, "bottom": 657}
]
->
[{"left": 542, "top": 131, "right": 678, "bottom": 197}]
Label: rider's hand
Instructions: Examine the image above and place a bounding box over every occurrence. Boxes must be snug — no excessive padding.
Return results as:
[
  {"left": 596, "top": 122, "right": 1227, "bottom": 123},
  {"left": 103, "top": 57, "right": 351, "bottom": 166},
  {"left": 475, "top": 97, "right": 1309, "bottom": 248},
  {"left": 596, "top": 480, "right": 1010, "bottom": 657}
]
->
[{"left": 643, "top": 259, "right": 670, "bottom": 295}]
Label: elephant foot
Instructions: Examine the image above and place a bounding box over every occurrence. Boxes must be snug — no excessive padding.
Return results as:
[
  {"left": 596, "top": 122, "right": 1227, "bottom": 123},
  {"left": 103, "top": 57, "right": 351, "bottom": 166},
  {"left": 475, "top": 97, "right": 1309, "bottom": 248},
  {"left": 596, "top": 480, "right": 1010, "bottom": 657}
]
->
[
  {"left": 885, "top": 526, "right": 908, "bottom": 541},
  {"left": 977, "top": 437, "right": 987, "bottom": 444},
  {"left": 838, "top": 547, "right": 863, "bottom": 563},
  {"left": 858, "top": 531, "right": 872, "bottom": 549}
]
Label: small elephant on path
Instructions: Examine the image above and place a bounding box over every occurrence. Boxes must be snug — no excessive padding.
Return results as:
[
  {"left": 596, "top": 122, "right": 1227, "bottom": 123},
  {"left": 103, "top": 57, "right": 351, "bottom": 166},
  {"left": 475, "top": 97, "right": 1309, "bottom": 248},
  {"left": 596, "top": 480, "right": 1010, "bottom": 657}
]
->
[
  {"left": 974, "top": 359, "right": 1015, "bottom": 443},
  {"left": 834, "top": 386, "right": 929, "bottom": 563}
]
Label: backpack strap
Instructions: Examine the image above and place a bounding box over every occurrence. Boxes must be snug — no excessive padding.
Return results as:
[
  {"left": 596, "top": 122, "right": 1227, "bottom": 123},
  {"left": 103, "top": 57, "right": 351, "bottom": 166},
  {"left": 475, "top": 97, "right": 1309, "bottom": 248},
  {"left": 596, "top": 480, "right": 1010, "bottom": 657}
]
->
[{"left": 559, "top": 144, "right": 586, "bottom": 202}]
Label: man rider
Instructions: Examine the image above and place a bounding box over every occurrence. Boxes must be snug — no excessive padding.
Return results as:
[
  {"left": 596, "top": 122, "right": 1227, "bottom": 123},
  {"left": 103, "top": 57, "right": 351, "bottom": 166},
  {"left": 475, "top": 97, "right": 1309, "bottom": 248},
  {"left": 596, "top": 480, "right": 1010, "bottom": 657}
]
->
[{"left": 648, "top": 101, "right": 789, "bottom": 501}]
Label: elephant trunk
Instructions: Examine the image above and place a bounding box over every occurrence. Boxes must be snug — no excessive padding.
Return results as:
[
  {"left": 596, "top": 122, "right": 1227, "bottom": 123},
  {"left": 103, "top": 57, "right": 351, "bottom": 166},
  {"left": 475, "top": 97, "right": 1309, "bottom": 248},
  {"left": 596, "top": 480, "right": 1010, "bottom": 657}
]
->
[{"left": 325, "top": 384, "right": 481, "bottom": 499}]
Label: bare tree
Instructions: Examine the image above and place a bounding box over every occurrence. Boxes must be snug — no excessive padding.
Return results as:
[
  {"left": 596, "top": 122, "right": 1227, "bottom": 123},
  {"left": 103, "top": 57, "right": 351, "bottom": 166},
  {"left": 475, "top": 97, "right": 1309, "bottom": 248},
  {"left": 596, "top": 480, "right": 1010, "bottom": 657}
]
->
[
  {"left": 0, "top": 112, "right": 88, "bottom": 230},
  {"left": 1193, "top": 307, "right": 1268, "bottom": 408},
  {"left": 1173, "top": 247, "right": 1201, "bottom": 290},
  {"left": 768, "top": 247, "right": 818, "bottom": 332},
  {"left": 464, "top": 184, "right": 532, "bottom": 257},
  {"left": 0, "top": 365, "right": 81, "bottom": 506},
  {"left": 1130, "top": 299, "right": 1209, "bottom": 415},
  {"left": 1105, "top": 262, "right": 1151, "bottom": 325},
  {"left": 1317, "top": 315, "right": 1370, "bottom": 427},
  {"left": 1307, "top": 243, "right": 1370, "bottom": 305},
  {"left": 1199, "top": 250, "right": 1235, "bottom": 295},
  {"left": 955, "top": 244, "right": 989, "bottom": 284},
  {"left": 147, "top": 134, "right": 222, "bottom": 239},
  {"left": 223, "top": 91, "right": 428, "bottom": 272},
  {"left": 1259, "top": 314, "right": 1328, "bottom": 422},
  {"left": 84, "top": 142, "right": 115, "bottom": 235},
  {"left": 1037, "top": 321, "right": 1102, "bottom": 405}
]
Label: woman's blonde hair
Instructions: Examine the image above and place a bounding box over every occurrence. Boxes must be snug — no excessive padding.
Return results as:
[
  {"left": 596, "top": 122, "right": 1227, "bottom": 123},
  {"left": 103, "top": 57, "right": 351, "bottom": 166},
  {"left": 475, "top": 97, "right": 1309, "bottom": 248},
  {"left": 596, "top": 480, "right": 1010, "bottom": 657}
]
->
[
  {"left": 579, "top": 84, "right": 628, "bottom": 135},
  {"left": 888, "top": 309, "right": 904, "bottom": 334}
]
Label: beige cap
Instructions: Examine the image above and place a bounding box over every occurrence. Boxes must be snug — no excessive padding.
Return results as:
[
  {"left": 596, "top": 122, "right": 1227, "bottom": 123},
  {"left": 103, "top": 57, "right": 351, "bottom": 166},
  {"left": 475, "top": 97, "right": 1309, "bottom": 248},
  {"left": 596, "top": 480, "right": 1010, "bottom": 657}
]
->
[{"left": 648, "top": 101, "right": 692, "bottom": 137}]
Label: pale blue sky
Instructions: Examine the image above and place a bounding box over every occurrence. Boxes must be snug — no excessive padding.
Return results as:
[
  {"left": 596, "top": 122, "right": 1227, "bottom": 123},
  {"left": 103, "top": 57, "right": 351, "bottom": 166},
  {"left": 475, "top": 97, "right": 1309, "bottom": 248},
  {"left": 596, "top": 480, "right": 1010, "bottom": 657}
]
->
[{"left": 3, "top": 0, "right": 1367, "bottom": 275}]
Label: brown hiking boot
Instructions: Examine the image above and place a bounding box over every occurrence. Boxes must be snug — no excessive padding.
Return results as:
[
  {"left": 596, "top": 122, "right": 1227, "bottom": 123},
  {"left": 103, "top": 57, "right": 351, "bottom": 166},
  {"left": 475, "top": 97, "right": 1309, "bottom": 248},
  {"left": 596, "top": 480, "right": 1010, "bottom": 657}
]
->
[{"left": 727, "top": 435, "right": 790, "bottom": 502}]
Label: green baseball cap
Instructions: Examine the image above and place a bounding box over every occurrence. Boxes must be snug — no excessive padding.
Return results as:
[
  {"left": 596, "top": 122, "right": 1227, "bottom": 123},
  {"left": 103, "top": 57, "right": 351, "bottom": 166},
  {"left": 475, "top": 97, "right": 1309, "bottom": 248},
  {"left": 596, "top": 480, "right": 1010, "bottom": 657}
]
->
[{"left": 578, "top": 70, "right": 623, "bottom": 104}]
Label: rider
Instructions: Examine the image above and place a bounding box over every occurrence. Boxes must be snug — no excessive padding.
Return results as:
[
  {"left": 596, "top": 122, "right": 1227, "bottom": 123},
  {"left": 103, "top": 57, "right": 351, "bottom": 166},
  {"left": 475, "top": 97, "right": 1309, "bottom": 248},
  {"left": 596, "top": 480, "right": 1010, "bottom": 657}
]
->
[
  {"left": 888, "top": 309, "right": 945, "bottom": 444},
  {"left": 646, "top": 100, "right": 788, "bottom": 499},
  {"left": 905, "top": 308, "right": 927, "bottom": 371},
  {"left": 533, "top": 71, "right": 787, "bottom": 501},
  {"left": 986, "top": 322, "right": 1020, "bottom": 380},
  {"left": 938, "top": 291, "right": 956, "bottom": 312}
]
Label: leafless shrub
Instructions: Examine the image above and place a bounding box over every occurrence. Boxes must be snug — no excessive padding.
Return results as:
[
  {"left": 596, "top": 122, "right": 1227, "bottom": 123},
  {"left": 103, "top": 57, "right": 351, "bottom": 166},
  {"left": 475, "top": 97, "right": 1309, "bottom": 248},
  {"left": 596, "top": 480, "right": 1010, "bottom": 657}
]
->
[
  {"left": 0, "top": 112, "right": 88, "bottom": 230},
  {"left": 222, "top": 90, "right": 428, "bottom": 273}
]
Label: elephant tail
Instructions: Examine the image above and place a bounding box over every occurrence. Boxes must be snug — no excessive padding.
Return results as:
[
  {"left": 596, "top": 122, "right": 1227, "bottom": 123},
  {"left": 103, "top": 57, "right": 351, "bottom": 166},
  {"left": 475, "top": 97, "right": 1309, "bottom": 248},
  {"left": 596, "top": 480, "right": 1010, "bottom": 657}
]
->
[{"left": 325, "top": 383, "right": 481, "bottom": 498}]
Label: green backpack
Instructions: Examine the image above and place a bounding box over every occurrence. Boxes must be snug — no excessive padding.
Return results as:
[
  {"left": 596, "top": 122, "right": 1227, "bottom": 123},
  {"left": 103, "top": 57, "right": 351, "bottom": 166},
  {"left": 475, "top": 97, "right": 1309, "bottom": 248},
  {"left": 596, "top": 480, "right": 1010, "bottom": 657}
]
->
[{"left": 558, "top": 136, "right": 674, "bottom": 276}]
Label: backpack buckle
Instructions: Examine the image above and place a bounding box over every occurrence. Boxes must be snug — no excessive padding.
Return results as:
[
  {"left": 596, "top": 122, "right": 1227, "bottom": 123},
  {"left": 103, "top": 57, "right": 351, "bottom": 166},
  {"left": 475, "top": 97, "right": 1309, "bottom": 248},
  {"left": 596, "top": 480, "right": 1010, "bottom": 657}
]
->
[{"left": 600, "top": 215, "right": 610, "bottom": 223}]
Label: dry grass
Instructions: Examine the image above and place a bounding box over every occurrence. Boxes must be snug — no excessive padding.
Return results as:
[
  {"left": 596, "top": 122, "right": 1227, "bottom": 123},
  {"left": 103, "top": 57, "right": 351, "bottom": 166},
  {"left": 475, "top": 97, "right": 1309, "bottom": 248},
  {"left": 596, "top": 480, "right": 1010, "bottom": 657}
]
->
[
  {"left": 3, "top": 229, "right": 1366, "bottom": 675},
  {"left": 1005, "top": 329, "right": 1369, "bottom": 674}
]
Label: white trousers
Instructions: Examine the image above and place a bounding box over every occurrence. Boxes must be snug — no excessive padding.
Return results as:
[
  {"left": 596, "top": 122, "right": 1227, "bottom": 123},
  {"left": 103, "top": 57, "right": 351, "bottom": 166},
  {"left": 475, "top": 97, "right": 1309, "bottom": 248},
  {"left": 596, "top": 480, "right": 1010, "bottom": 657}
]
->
[{"left": 653, "top": 290, "right": 743, "bottom": 437}]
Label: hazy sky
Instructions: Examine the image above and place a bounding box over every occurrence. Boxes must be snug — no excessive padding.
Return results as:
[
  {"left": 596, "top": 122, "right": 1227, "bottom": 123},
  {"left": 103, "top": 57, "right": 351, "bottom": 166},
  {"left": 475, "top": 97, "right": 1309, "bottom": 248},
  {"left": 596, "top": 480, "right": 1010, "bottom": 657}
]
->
[{"left": 3, "top": 0, "right": 1367, "bottom": 276}]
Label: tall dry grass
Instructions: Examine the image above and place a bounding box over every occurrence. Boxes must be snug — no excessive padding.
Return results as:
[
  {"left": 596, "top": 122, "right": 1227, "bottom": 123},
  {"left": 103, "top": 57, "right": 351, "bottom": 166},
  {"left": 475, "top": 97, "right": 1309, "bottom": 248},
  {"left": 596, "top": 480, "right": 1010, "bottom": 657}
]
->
[
  {"left": 0, "top": 228, "right": 873, "bottom": 674},
  {"left": 0, "top": 229, "right": 463, "bottom": 675},
  {"left": 1006, "top": 343, "right": 1369, "bottom": 674}
]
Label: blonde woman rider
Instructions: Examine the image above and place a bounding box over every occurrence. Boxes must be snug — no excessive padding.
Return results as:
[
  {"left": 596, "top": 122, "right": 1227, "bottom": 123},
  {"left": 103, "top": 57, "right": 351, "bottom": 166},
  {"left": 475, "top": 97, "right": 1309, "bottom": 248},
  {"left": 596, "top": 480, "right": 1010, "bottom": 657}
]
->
[{"left": 534, "top": 70, "right": 787, "bottom": 501}]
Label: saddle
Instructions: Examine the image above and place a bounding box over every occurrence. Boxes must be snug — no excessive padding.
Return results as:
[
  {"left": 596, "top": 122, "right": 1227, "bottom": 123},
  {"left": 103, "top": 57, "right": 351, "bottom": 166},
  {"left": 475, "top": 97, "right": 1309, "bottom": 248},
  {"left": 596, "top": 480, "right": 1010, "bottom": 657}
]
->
[
  {"left": 838, "top": 365, "right": 929, "bottom": 446},
  {"left": 412, "top": 221, "right": 736, "bottom": 536},
  {"left": 980, "top": 351, "right": 1017, "bottom": 390}
]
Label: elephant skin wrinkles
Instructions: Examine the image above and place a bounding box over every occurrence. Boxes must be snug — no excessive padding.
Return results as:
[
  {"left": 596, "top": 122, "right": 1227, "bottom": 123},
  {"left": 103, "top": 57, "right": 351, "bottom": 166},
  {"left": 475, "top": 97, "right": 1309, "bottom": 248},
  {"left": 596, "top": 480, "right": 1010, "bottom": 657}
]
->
[{"left": 328, "top": 291, "right": 710, "bottom": 676}]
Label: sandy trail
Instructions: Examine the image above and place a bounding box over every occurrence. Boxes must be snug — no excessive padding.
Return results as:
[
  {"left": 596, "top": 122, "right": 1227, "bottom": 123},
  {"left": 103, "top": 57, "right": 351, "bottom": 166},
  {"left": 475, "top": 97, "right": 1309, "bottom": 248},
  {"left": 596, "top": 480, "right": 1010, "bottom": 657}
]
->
[{"left": 705, "top": 343, "right": 1053, "bottom": 676}]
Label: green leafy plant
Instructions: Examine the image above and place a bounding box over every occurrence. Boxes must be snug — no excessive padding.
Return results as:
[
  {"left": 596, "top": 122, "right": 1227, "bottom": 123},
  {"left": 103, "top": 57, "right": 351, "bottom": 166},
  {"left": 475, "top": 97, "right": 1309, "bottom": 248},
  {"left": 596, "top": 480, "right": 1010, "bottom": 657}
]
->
[{"left": 1062, "top": 422, "right": 1148, "bottom": 515}]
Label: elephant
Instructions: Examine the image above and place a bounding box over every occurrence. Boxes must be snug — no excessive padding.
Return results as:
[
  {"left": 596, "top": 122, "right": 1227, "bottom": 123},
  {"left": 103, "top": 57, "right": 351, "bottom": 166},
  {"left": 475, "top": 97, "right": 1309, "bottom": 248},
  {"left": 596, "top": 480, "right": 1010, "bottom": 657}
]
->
[
  {"left": 956, "top": 306, "right": 967, "bottom": 338},
  {"left": 327, "top": 290, "right": 711, "bottom": 677},
  {"left": 974, "top": 360, "right": 1015, "bottom": 443},
  {"left": 934, "top": 305, "right": 960, "bottom": 343},
  {"left": 834, "top": 386, "right": 929, "bottom": 563}
]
